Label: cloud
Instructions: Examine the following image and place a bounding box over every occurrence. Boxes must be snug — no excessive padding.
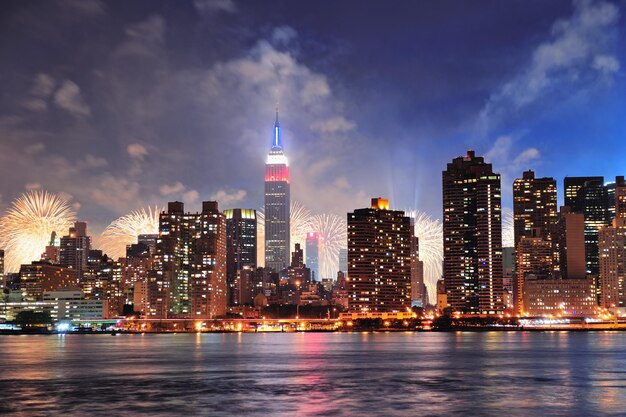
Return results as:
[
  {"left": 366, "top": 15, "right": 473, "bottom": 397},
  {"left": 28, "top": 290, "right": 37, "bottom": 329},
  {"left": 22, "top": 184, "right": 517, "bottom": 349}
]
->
[
  {"left": 271, "top": 26, "right": 297, "bottom": 45},
  {"left": 90, "top": 175, "right": 140, "bottom": 213},
  {"left": 334, "top": 176, "right": 350, "bottom": 189},
  {"left": 30, "top": 73, "right": 56, "bottom": 97},
  {"left": 25, "top": 182, "right": 42, "bottom": 190},
  {"left": 160, "top": 181, "right": 187, "bottom": 196},
  {"left": 194, "top": 0, "right": 237, "bottom": 14},
  {"left": 21, "top": 73, "right": 56, "bottom": 112},
  {"left": 479, "top": 0, "right": 620, "bottom": 132},
  {"left": 513, "top": 147, "right": 540, "bottom": 165},
  {"left": 183, "top": 190, "right": 199, "bottom": 203},
  {"left": 116, "top": 15, "right": 165, "bottom": 58},
  {"left": 53, "top": 80, "right": 91, "bottom": 117},
  {"left": 300, "top": 76, "right": 331, "bottom": 105},
  {"left": 211, "top": 189, "right": 247, "bottom": 206},
  {"left": 60, "top": 0, "right": 106, "bottom": 16},
  {"left": 21, "top": 98, "right": 48, "bottom": 112},
  {"left": 593, "top": 54, "right": 620, "bottom": 73},
  {"left": 311, "top": 116, "right": 356, "bottom": 134},
  {"left": 127, "top": 143, "right": 148, "bottom": 160},
  {"left": 24, "top": 142, "right": 45, "bottom": 155},
  {"left": 79, "top": 154, "right": 108, "bottom": 169}
]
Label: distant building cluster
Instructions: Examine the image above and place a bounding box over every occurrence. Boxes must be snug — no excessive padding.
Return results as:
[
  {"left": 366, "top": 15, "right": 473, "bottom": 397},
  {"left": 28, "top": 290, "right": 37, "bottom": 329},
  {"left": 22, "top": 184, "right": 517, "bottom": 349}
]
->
[{"left": 1, "top": 116, "right": 624, "bottom": 322}]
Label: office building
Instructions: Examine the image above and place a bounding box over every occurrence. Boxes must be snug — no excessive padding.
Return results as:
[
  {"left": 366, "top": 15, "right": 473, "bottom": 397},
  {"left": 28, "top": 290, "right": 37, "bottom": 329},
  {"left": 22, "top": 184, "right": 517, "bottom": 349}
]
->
[
  {"left": 564, "top": 177, "right": 609, "bottom": 276},
  {"left": 523, "top": 277, "right": 597, "bottom": 317},
  {"left": 225, "top": 208, "right": 257, "bottom": 305},
  {"left": 347, "top": 198, "right": 412, "bottom": 313},
  {"left": 264, "top": 110, "right": 291, "bottom": 272},
  {"left": 442, "top": 151, "right": 503, "bottom": 315},
  {"left": 305, "top": 232, "right": 320, "bottom": 281},
  {"left": 556, "top": 207, "right": 586, "bottom": 279},
  {"left": 599, "top": 176, "right": 626, "bottom": 310}
]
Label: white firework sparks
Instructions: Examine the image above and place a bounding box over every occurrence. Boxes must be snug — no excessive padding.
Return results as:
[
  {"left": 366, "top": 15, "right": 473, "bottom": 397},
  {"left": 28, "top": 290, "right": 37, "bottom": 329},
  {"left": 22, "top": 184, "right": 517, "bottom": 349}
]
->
[
  {"left": 502, "top": 207, "right": 514, "bottom": 248},
  {"left": 405, "top": 210, "right": 443, "bottom": 304},
  {"left": 0, "top": 190, "right": 76, "bottom": 272},
  {"left": 100, "top": 206, "right": 162, "bottom": 259},
  {"left": 256, "top": 201, "right": 313, "bottom": 265},
  {"left": 309, "top": 213, "right": 347, "bottom": 280}
]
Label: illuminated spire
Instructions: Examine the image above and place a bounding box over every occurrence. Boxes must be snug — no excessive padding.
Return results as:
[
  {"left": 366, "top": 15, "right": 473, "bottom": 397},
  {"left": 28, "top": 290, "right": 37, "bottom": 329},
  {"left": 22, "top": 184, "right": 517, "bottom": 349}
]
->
[{"left": 272, "top": 104, "right": 282, "bottom": 150}]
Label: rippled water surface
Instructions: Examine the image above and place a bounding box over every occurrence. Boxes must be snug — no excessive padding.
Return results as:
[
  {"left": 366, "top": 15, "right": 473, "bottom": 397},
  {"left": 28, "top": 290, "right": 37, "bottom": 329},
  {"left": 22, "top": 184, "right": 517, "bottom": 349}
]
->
[{"left": 2, "top": 331, "right": 626, "bottom": 416}]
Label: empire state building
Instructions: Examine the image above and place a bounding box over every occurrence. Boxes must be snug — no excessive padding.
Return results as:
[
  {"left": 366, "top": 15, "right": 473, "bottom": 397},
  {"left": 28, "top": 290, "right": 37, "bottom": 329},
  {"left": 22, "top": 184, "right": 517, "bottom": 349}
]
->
[{"left": 264, "top": 110, "right": 290, "bottom": 272}]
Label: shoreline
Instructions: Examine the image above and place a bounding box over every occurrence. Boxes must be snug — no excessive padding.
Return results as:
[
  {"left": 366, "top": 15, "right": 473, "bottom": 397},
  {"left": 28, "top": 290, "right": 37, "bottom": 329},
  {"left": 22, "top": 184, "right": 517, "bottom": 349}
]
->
[{"left": 3, "top": 326, "right": 626, "bottom": 335}]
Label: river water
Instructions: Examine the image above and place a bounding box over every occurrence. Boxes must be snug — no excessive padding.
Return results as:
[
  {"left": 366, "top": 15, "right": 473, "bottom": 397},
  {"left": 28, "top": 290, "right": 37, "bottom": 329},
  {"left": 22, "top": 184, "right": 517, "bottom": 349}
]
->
[{"left": 1, "top": 331, "right": 625, "bottom": 416}]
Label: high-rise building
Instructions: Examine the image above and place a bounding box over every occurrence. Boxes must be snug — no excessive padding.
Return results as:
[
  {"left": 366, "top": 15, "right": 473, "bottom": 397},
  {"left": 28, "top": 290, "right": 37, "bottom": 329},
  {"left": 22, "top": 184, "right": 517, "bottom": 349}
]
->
[
  {"left": 442, "top": 151, "right": 503, "bottom": 315},
  {"left": 564, "top": 177, "right": 609, "bottom": 276},
  {"left": 151, "top": 201, "right": 227, "bottom": 319},
  {"left": 264, "top": 110, "right": 290, "bottom": 272},
  {"left": 515, "top": 236, "right": 553, "bottom": 314},
  {"left": 410, "top": 235, "right": 426, "bottom": 307},
  {"left": 0, "top": 249, "right": 4, "bottom": 296},
  {"left": 338, "top": 248, "right": 348, "bottom": 275},
  {"left": 59, "top": 222, "right": 91, "bottom": 280},
  {"left": 599, "top": 176, "right": 626, "bottom": 310},
  {"left": 225, "top": 208, "right": 257, "bottom": 305},
  {"left": 305, "top": 232, "right": 319, "bottom": 281},
  {"left": 347, "top": 198, "right": 412, "bottom": 313},
  {"left": 137, "top": 234, "right": 158, "bottom": 256},
  {"left": 81, "top": 250, "right": 123, "bottom": 318},
  {"left": 512, "top": 171, "right": 558, "bottom": 314},
  {"left": 556, "top": 207, "right": 586, "bottom": 279},
  {"left": 513, "top": 170, "right": 558, "bottom": 244}
]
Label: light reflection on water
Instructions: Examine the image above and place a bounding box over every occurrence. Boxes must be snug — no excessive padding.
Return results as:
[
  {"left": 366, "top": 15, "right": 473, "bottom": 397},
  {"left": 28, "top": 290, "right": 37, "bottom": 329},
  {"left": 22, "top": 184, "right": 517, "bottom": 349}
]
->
[{"left": 1, "top": 332, "right": 626, "bottom": 416}]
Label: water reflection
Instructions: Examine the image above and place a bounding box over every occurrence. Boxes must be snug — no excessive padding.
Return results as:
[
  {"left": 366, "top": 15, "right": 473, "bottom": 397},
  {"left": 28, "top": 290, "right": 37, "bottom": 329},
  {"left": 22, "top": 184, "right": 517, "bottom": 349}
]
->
[{"left": 1, "top": 332, "right": 626, "bottom": 416}]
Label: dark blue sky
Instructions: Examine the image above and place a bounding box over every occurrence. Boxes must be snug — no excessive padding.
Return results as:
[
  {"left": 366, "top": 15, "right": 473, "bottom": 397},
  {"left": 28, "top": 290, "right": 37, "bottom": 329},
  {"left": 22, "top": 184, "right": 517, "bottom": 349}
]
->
[{"left": 0, "top": 0, "right": 624, "bottom": 235}]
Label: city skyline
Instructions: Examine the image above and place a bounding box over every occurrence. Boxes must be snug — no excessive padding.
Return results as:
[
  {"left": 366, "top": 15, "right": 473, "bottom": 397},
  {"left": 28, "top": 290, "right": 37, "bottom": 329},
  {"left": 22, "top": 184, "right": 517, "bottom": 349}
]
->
[{"left": 0, "top": 0, "right": 624, "bottom": 240}]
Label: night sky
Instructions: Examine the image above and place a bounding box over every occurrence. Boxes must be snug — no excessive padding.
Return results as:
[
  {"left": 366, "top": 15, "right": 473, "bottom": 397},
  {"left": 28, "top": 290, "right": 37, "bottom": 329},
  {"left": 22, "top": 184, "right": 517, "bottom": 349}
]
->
[{"left": 1, "top": 0, "right": 624, "bottom": 236}]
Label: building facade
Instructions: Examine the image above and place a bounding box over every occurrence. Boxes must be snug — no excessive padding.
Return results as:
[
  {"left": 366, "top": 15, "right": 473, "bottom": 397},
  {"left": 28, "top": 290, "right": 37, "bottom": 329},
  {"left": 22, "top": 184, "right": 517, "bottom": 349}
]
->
[
  {"left": 151, "top": 201, "right": 227, "bottom": 319},
  {"left": 305, "top": 232, "right": 319, "bottom": 281},
  {"left": 264, "top": 111, "right": 291, "bottom": 272},
  {"left": 347, "top": 198, "right": 412, "bottom": 313},
  {"left": 512, "top": 170, "right": 558, "bottom": 313},
  {"left": 59, "top": 222, "right": 91, "bottom": 280},
  {"left": 442, "top": 151, "right": 503, "bottom": 315},
  {"left": 225, "top": 208, "right": 257, "bottom": 305}
]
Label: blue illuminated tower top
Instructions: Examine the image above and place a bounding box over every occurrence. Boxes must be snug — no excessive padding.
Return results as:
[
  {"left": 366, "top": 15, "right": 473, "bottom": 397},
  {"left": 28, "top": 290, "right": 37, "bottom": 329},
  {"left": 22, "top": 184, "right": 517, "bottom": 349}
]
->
[{"left": 272, "top": 108, "right": 282, "bottom": 150}]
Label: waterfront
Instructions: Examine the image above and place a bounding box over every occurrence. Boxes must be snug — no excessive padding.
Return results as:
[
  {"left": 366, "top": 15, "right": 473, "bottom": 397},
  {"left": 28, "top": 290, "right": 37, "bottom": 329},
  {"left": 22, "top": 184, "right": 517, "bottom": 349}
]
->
[{"left": 2, "top": 332, "right": 626, "bottom": 416}]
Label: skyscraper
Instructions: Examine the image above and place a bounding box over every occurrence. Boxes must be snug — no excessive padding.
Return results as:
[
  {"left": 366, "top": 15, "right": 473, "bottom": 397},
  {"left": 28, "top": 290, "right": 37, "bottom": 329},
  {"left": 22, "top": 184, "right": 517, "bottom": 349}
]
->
[
  {"left": 512, "top": 170, "right": 558, "bottom": 313},
  {"left": 347, "top": 198, "right": 412, "bottom": 313},
  {"left": 442, "top": 150, "right": 503, "bottom": 315},
  {"left": 556, "top": 207, "right": 586, "bottom": 280},
  {"left": 225, "top": 208, "right": 257, "bottom": 305},
  {"left": 59, "top": 222, "right": 91, "bottom": 280},
  {"left": 564, "top": 176, "right": 609, "bottom": 275},
  {"left": 152, "top": 201, "right": 227, "bottom": 318},
  {"left": 599, "top": 176, "right": 626, "bottom": 310},
  {"left": 513, "top": 170, "right": 558, "bottom": 244},
  {"left": 338, "top": 248, "right": 348, "bottom": 275},
  {"left": 264, "top": 110, "right": 290, "bottom": 272},
  {"left": 305, "top": 232, "right": 319, "bottom": 281}
]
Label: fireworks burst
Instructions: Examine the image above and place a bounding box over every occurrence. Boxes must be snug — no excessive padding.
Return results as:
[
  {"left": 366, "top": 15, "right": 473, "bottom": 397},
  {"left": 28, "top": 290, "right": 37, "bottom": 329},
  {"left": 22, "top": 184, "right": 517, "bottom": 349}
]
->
[
  {"left": 405, "top": 210, "right": 443, "bottom": 303},
  {"left": 502, "top": 207, "right": 514, "bottom": 248},
  {"left": 309, "top": 213, "right": 347, "bottom": 280},
  {"left": 100, "top": 206, "right": 162, "bottom": 259},
  {"left": 0, "top": 190, "right": 76, "bottom": 272},
  {"left": 256, "top": 201, "right": 314, "bottom": 264}
]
